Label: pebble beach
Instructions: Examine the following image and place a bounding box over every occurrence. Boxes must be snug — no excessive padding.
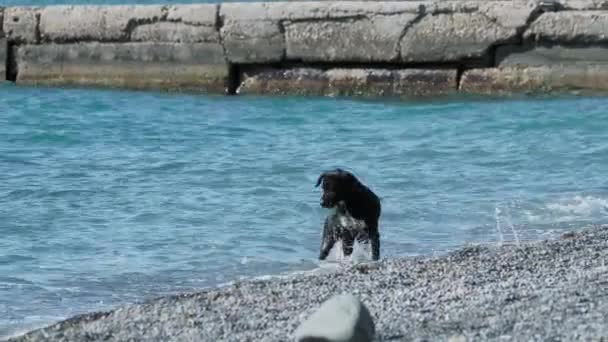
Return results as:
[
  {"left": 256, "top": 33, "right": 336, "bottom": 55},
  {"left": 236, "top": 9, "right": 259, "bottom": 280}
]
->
[{"left": 7, "top": 224, "right": 608, "bottom": 341}]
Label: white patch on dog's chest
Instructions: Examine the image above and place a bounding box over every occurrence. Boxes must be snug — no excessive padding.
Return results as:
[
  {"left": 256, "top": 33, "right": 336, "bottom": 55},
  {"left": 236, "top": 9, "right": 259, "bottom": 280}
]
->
[{"left": 336, "top": 213, "right": 367, "bottom": 234}]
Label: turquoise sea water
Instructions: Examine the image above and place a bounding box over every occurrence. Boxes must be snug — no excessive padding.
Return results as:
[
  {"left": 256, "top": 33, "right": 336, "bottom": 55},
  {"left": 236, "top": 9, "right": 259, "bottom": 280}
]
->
[{"left": 1, "top": 82, "right": 608, "bottom": 336}]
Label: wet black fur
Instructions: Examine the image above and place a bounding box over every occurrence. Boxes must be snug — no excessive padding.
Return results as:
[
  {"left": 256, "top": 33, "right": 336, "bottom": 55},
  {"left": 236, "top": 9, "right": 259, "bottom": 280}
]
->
[{"left": 315, "top": 168, "right": 381, "bottom": 261}]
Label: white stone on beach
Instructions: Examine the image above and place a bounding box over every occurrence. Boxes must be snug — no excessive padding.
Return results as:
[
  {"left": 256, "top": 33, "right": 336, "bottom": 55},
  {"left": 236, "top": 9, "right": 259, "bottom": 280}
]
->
[{"left": 294, "top": 293, "right": 375, "bottom": 342}]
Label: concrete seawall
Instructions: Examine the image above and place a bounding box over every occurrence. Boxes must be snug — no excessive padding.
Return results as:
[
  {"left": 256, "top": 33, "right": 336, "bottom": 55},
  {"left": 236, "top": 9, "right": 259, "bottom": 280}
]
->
[{"left": 2, "top": 0, "right": 608, "bottom": 97}]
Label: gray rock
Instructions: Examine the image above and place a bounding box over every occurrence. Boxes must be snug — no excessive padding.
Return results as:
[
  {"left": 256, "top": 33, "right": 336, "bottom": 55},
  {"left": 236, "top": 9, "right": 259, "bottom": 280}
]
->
[
  {"left": 3, "top": 7, "right": 40, "bottom": 44},
  {"left": 131, "top": 22, "right": 218, "bottom": 43},
  {"left": 497, "top": 45, "right": 608, "bottom": 67},
  {"left": 525, "top": 11, "right": 608, "bottom": 44},
  {"left": 220, "top": 20, "right": 284, "bottom": 63},
  {"left": 16, "top": 42, "right": 228, "bottom": 93},
  {"left": 460, "top": 65, "right": 608, "bottom": 94},
  {"left": 285, "top": 14, "right": 418, "bottom": 62},
  {"left": 39, "top": 5, "right": 165, "bottom": 42},
  {"left": 294, "top": 293, "right": 374, "bottom": 342}
]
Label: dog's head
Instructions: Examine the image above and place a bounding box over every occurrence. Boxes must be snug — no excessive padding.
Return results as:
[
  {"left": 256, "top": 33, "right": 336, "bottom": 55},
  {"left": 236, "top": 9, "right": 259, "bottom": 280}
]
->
[{"left": 315, "top": 168, "right": 359, "bottom": 208}]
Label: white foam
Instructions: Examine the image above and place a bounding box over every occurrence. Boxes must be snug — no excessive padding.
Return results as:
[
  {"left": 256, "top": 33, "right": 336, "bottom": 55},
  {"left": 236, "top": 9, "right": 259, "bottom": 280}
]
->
[{"left": 526, "top": 195, "right": 608, "bottom": 223}]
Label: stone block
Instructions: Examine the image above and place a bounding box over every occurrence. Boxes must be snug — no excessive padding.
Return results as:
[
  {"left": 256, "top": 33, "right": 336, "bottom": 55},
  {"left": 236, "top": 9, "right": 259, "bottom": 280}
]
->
[
  {"left": 525, "top": 12, "right": 608, "bottom": 44},
  {"left": 238, "top": 67, "right": 328, "bottom": 96},
  {"left": 131, "top": 22, "right": 218, "bottom": 43},
  {"left": 401, "top": 1, "right": 538, "bottom": 62},
  {"left": 220, "top": 1, "right": 423, "bottom": 22},
  {"left": 460, "top": 66, "right": 608, "bottom": 94},
  {"left": 39, "top": 5, "right": 164, "bottom": 42},
  {"left": 220, "top": 20, "right": 283, "bottom": 63},
  {"left": 16, "top": 42, "right": 228, "bottom": 93},
  {"left": 219, "top": 1, "right": 424, "bottom": 63},
  {"left": 326, "top": 68, "right": 395, "bottom": 96},
  {"left": 4, "top": 7, "right": 40, "bottom": 44},
  {"left": 238, "top": 67, "right": 456, "bottom": 97},
  {"left": 393, "top": 69, "right": 457, "bottom": 96},
  {"left": 167, "top": 4, "right": 217, "bottom": 25},
  {"left": 497, "top": 45, "right": 608, "bottom": 67},
  {"left": 294, "top": 293, "right": 375, "bottom": 342},
  {"left": 285, "top": 14, "right": 418, "bottom": 62}
]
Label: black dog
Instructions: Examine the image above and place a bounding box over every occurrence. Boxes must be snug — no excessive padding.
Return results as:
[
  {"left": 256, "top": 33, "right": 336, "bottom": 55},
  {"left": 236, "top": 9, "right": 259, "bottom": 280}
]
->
[{"left": 315, "top": 168, "right": 381, "bottom": 261}]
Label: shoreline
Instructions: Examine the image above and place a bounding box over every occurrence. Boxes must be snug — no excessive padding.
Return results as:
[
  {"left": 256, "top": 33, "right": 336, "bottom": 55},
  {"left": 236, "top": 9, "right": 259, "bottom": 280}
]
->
[{"left": 7, "top": 224, "right": 608, "bottom": 341}]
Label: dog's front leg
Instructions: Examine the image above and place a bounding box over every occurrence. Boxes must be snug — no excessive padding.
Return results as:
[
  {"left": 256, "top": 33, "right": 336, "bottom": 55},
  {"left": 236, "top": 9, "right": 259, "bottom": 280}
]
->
[
  {"left": 370, "top": 230, "right": 380, "bottom": 261},
  {"left": 319, "top": 218, "right": 336, "bottom": 260}
]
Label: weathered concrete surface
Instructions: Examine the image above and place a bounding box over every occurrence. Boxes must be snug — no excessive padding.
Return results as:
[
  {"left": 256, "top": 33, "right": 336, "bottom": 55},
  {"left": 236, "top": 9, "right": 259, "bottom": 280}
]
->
[
  {"left": 285, "top": 14, "right": 418, "bottom": 62},
  {"left": 16, "top": 43, "right": 228, "bottom": 92},
  {"left": 3, "top": 7, "right": 40, "bottom": 44},
  {"left": 525, "top": 11, "right": 608, "bottom": 44},
  {"left": 220, "top": 1, "right": 424, "bottom": 63},
  {"left": 238, "top": 67, "right": 456, "bottom": 97},
  {"left": 131, "top": 22, "right": 218, "bottom": 43},
  {"left": 39, "top": 5, "right": 165, "bottom": 42},
  {"left": 401, "top": 1, "right": 539, "bottom": 63},
  {"left": 460, "top": 65, "right": 608, "bottom": 94},
  {"left": 497, "top": 45, "right": 608, "bottom": 67},
  {"left": 220, "top": 1, "right": 424, "bottom": 22},
  {"left": 166, "top": 4, "right": 217, "bottom": 26},
  {"left": 220, "top": 20, "right": 284, "bottom": 63}
]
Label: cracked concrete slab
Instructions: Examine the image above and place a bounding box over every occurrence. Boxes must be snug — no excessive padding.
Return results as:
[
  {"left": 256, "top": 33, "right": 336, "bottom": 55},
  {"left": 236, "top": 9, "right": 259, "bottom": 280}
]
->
[
  {"left": 285, "top": 13, "right": 418, "bottom": 62},
  {"left": 401, "top": 0, "right": 538, "bottom": 63},
  {"left": 220, "top": 20, "right": 283, "bottom": 63},
  {"left": 220, "top": 1, "right": 424, "bottom": 22},
  {"left": 132, "top": 22, "right": 218, "bottom": 43},
  {"left": 497, "top": 45, "right": 608, "bottom": 67},
  {"left": 166, "top": 4, "right": 217, "bottom": 26},
  {"left": 39, "top": 5, "right": 165, "bottom": 42},
  {"left": 525, "top": 11, "right": 608, "bottom": 44},
  {"left": 460, "top": 65, "right": 608, "bottom": 94}
]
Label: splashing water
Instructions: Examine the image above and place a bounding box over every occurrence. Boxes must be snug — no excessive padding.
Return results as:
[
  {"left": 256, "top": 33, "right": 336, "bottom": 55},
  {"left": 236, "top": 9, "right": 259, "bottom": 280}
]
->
[
  {"left": 494, "top": 205, "right": 521, "bottom": 246},
  {"left": 525, "top": 195, "right": 608, "bottom": 225},
  {"left": 321, "top": 240, "right": 373, "bottom": 266},
  {"left": 494, "top": 207, "right": 505, "bottom": 245}
]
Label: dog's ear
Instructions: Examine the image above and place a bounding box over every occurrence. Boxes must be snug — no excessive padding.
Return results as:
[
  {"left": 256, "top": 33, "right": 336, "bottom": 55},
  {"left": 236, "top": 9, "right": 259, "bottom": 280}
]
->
[{"left": 315, "top": 173, "right": 324, "bottom": 188}]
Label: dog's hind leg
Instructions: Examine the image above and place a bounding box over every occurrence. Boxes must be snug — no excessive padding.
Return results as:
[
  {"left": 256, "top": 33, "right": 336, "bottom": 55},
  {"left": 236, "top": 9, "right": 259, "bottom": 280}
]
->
[
  {"left": 370, "top": 231, "right": 380, "bottom": 261},
  {"left": 319, "top": 219, "right": 336, "bottom": 260}
]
